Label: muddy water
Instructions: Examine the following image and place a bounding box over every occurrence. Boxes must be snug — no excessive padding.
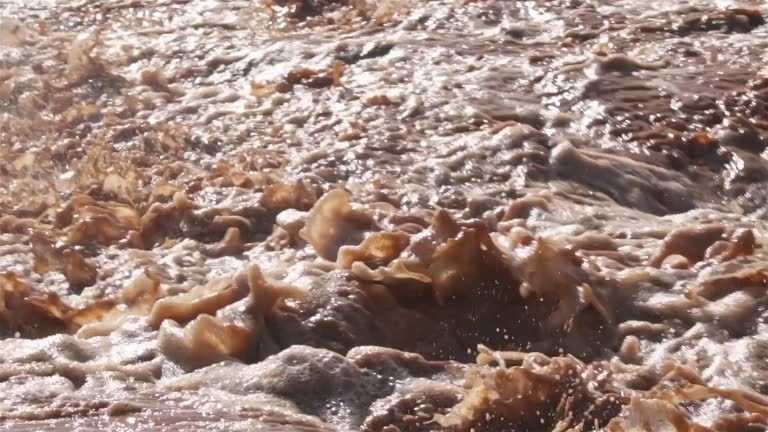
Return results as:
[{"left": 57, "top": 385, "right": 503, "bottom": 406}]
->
[{"left": 2, "top": 0, "right": 768, "bottom": 430}]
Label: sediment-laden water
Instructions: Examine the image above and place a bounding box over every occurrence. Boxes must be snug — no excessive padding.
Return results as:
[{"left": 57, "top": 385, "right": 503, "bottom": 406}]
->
[{"left": 2, "top": 0, "right": 768, "bottom": 430}]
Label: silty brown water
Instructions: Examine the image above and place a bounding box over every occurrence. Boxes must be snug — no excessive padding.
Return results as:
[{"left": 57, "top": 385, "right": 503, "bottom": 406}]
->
[{"left": 2, "top": 0, "right": 768, "bottom": 430}]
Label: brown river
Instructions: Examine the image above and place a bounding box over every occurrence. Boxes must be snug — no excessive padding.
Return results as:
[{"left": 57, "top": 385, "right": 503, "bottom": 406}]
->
[{"left": 2, "top": 0, "right": 768, "bottom": 430}]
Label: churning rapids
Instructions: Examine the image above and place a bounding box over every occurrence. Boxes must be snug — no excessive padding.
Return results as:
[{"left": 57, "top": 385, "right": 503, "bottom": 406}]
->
[{"left": 2, "top": 0, "right": 768, "bottom": 430}]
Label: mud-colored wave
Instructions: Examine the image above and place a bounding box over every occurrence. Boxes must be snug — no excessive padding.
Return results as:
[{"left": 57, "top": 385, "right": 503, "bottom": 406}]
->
[{"left": 2, "top": 0, "right": 768, "bottom": 430}]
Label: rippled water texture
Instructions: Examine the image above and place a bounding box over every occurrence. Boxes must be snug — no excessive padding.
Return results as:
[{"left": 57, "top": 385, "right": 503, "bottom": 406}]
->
[{"left": 2, "top": 0, "right": 768, "bottom": 430}]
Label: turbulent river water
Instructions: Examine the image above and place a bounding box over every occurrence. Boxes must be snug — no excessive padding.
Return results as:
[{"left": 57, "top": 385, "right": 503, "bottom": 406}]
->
[{"left": 2, "top": 0, "right": 768, "bottom": 430}]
